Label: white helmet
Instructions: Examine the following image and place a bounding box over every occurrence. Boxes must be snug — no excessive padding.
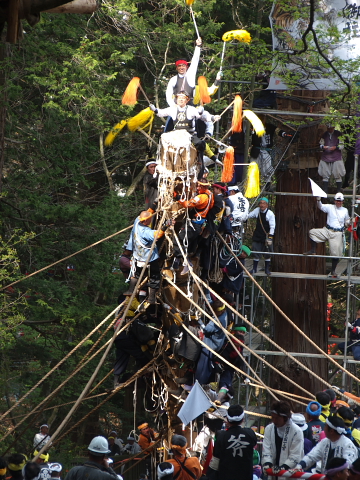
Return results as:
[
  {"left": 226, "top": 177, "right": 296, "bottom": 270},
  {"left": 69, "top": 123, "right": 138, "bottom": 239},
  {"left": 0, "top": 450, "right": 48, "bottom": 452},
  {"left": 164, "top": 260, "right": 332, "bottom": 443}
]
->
[
  {"left": 334, "top": 192, "right": 344, "bottom": 201},
  {"left": 88, "top": 436, "right": 111, "bottom": 455}
]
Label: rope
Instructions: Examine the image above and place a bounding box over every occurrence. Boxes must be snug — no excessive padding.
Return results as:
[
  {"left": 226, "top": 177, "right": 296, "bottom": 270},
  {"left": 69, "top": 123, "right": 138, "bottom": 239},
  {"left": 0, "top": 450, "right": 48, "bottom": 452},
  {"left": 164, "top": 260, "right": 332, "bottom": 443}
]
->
[
  {"left": 1, "top": 223, "right": 135, "bottom": 292},
  {"left": 11, "top": 391, "right": 109, "bottom": 419},
  {"left": 171, "top": 229, "right": 279, "bottom": 401},
  {"left": 33, "top": 211, "right": 167, "bottom": 460},
  {"left": 160, "top": 297, "right": 297, "bottom": 402},
  {"left": 0, "top": 301, "right": 125, "bottom": 423},
  {"left": 162, "top": 274, "right": 313, "bottom": 399},
  {"left": 52, "top": 358, "right": 158, "bottom": 447},
  {"left": 216, "top": 232, "right": 360, "bottom": 397},
  {"left": 192, "top": 269, "right": 358, "bottom": 403},
  {"left": 121, "top": 438, "right": 162, "bottom": 475},
  {"left": 1, "top": 316, "right": 139, "bottom": 448},
  {"left": 247, "top": 383, "right": 312, "bottom": 402}
]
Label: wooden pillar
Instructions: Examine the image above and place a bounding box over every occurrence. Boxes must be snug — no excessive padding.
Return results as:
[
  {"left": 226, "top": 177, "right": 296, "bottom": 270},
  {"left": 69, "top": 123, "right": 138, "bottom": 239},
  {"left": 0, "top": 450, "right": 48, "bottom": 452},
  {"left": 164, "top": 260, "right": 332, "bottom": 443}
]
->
[{"left": 271, "top": 90, "right": 329, "bottom": 397}]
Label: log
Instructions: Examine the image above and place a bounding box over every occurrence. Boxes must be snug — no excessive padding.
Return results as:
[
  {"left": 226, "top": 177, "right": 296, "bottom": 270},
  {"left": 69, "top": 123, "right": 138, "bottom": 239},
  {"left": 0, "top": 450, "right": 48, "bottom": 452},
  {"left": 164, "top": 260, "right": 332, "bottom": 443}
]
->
[
  {"left": 44, "top": 0, "right": 97, "bottom": 13},
  {"left": 271, "top": 90, "right": 329, "bottom": 397}
]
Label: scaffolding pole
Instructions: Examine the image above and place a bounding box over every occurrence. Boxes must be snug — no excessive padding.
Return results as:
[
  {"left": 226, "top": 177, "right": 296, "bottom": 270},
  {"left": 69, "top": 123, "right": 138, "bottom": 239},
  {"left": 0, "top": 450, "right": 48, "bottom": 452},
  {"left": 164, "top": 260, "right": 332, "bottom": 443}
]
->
[{"left": 343, "top": 153, "right": 359, "bottom": 387}]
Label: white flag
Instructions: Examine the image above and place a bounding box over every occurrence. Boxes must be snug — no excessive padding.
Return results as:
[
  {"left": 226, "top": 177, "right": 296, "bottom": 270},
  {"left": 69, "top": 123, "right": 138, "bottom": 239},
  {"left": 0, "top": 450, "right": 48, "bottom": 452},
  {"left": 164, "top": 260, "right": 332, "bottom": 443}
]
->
[
  {"left": 309, "top": 178, "right": 327, "bottom": 198},
  {"left": 177, "top": 381, "right": 212, "bottom": 426}
]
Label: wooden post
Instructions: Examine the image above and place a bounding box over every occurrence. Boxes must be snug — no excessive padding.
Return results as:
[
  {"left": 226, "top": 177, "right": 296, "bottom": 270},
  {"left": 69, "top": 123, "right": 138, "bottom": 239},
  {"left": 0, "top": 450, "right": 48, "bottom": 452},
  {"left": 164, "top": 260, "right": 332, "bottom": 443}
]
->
[
  {"left": 271, "top": 90, "right": 328, "bottom": 396},
  {"left": 6, "top": 0, "right": 20, "bottom": 43}
]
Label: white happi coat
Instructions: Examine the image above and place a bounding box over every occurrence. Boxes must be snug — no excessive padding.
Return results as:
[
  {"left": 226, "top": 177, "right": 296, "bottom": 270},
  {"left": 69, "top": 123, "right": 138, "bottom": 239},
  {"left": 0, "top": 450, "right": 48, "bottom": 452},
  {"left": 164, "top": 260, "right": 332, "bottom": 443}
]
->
[
  {"left": 262, "top": 421, "right": 304, "bottom": 469},
  {"left": 300, "top": 435, "right": 358, "bottom": 472}
]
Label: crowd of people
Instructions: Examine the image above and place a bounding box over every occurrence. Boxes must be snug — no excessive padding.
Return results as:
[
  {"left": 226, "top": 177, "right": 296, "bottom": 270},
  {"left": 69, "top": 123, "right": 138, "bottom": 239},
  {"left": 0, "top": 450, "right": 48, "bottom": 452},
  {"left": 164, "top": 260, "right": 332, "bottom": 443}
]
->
[{"left": 4, "top": 389, "right": 360, "bottom": 480}]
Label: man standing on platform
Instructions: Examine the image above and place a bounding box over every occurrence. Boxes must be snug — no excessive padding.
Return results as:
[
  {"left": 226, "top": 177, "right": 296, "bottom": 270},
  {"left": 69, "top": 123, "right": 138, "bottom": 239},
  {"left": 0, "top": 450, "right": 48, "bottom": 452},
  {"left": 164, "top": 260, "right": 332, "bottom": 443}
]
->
[
  {"left": 303, "top": 193, "right": 350, "bottom": 278},
  {"left": 248, "top": 197, "right": 275, "bottom": 276},
  {"left": 166, "top": 39, "right": 202, "bottom": 106},
  {"left": 318, "top": 125, "right": 345, "bottom": 193}
]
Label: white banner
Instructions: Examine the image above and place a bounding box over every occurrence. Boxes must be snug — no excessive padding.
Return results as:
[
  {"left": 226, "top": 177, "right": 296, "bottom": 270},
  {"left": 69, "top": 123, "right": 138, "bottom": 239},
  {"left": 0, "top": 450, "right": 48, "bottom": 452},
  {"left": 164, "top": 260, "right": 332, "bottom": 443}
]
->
[{"left": 269, "top": 0, "right": 360, "bottom": 90}]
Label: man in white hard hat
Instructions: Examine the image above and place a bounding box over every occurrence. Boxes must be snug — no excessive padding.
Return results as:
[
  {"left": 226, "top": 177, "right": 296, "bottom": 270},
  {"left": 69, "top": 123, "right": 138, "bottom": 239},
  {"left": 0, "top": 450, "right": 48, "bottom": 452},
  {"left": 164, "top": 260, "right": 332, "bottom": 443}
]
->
[
  {"left": 65, "top": 436, "right": 118, "bottom": 480},
  {"left": 303, "top": 193, "right": 350, "bottom": 277}
]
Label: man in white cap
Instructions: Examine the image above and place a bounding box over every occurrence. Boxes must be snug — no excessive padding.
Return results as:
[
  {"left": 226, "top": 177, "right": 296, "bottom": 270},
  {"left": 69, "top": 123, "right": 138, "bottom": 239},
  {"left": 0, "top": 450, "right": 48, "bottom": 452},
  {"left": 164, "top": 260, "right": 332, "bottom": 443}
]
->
[
  {"left": 207, "top": 404, "right": 257, "bottom": 480},
  {"left": 123, "top": 436, "right": 141, "bottom": 455},
  {"left": 143, "top": 161, "right": 158, "bottom": 210},
  {"left": 65, "top": 436, "right": 118, "bottom": 480},
  {"left": 33, "top": 425, "right": 52, "bottom": 450},
  {"left": 293, "top": 416, "right": 358, "bottom": 473},
  {"left": 227, "top": 186, "right": 249, "bottom": 230},
  {"left": 303, "top": 193, "right": 350, "bottom": 277}
]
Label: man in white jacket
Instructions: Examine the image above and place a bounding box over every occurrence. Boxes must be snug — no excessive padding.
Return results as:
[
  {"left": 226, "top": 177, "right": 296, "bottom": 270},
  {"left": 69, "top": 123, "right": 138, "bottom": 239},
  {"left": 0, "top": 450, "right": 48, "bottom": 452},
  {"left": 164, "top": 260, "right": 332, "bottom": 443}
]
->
[
  {"left": 295, "top": 416, "right": 358, "bottom": 473},
  {"left": 166, "top": 39, "right": 202, "bottom": 106},
  {"left": 262, "top": 401, "right": 304, "bottom": 474}
]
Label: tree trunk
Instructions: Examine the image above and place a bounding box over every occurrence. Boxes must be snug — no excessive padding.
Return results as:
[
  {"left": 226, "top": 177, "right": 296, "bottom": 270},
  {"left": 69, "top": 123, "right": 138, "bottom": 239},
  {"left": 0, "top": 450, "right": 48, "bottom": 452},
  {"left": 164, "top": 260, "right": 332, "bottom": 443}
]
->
[{"left": 271, "top": 90, "right": 329, "bottom": 397}]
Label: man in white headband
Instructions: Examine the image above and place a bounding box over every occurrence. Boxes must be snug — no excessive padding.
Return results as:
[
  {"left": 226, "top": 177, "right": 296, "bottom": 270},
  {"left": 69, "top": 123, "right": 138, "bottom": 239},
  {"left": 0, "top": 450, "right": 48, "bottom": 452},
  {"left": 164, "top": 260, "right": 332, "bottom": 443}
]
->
[
  {"left": 207, "top": 404, "right": 257, "bottom": 480},
  {"left": 262, "top": 401, "right": 304, "bottom": 477},
  {"left": 48, "top": 463, "right": 62, "bottom": 480},
  {"left": 294, "top": 416, "right": 358, "bottom": 473},
  {"left": 143, "top": 161, "right": 158, "bottom": 210}
]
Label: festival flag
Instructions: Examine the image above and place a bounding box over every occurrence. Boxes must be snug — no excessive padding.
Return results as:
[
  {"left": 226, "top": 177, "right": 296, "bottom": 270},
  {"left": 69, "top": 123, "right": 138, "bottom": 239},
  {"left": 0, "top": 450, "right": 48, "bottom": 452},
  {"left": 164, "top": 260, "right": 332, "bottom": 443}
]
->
[
  {"left": 309, "top": 178, "right": 327, "bottom": 198},
  {"left": 177, "top": 381, "right": 212, "bottom": 425}
]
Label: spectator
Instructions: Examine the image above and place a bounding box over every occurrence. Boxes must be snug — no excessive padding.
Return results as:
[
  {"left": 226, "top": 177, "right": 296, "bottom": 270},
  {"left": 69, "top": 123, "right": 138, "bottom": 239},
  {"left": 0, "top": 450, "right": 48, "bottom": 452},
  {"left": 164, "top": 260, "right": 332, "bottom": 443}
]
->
[
  {"left": 316, "top": 391, "right": 332, "bottom": 422},
  {"left": 262, "top": 401, "right": 304, "bottom": 473},
  {"left": 167, "top": 435, "right": 202, "bottom": 480},
  {"left": 157, "top": 463, "right": 174, "bottom": 480},
  {"left": 123, "top": 436, "right": 142, "bottom": 455},
  {"left": 295, "top": 416, "right": 358, "bottom": 472},
  {"left": 292, "top": 413, "right": 312, "bottom": 455},
  {"left": 207, "top": 404, "right": 257, "bottom": 480},
  {"left": 304, "top": 401, "right": 325, "bottom": 447},
  {"left": 108, "top": 437, "right": 121, "bottom": 456},
  {"left": 6, "top": 453, "right": 27, "bottom": 480},
  {"left": 324, "top": 457, "right": 350, "bottom": 480},
  {"left": 33, "top": 425, "right": 52, "bottom": 450},
  {"left": 65, "top": 436, "right": 117, "bottom": 480}
]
